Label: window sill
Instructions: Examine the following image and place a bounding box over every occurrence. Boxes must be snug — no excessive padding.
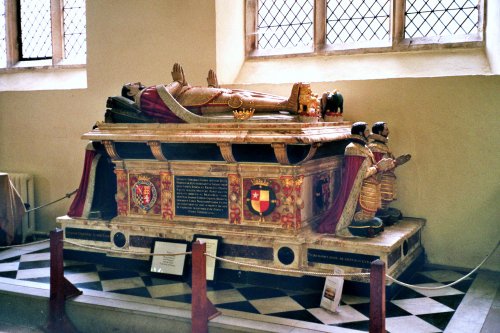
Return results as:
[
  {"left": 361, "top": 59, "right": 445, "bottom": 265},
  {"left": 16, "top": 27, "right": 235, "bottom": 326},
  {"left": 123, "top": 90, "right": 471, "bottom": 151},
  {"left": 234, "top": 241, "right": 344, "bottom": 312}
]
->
[
  {"left": 247, "top": 35, "right": 484, "bottom": 60},
  {"left": 0, "top": 63, "right": 87, "bottom": 91},
  {"left": 235, "top": 47, "right": 492, "bottom": 85}
]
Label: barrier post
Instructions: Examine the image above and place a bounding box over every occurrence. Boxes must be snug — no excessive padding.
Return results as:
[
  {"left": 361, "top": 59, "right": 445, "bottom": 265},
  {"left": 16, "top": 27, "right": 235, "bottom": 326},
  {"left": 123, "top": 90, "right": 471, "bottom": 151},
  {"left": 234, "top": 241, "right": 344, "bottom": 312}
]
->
[
  {"left": 191, "top": 241, "right": 221, "bottom": 333},
  {"left": 47, "top": 228, "right": 81, "bottom": 333},
  {"left": 49, "top": 228, "right": 65, "bottom": 328},
  {"left": 191, "top": 241, "right": 208, "bottom": 333},
  {"left": 369, "top": 259, "right": 386, "bottom": 333}
]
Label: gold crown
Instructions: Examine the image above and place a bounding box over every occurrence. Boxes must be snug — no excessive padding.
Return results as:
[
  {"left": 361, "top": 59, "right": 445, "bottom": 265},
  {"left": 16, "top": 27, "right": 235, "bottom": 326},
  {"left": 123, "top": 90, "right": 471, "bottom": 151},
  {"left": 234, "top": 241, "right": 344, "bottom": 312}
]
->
[
  {"left": 233, "top": 108, "right": 255, "bottom": 121},
  {"left": 137, "top": 174, "right": 151, "bottom": 182},
  {"left": 251, "top": 178, "right": 270, "bottom": 187}
]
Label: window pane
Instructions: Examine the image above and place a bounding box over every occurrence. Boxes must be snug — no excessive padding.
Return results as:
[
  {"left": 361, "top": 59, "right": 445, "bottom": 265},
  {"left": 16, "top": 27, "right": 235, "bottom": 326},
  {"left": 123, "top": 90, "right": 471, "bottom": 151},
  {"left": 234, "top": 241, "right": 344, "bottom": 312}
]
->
[
  {"left": 20, "top": 0, "right": 52, "bottom": 59},
  {"left": 0, "top": 0, "right": 6, "bottom": 67},
  {"left": 405, "top": 0, "right": 479, "bottom": 38},
  {"left": 63, "top": 0, "right": 86, "bottom": 60},
  {"left": 326, "top": 0, "right": 390, "bottom": 45},
  {"left": 257, "top": 0, "right": 313, "bottom": 50}
]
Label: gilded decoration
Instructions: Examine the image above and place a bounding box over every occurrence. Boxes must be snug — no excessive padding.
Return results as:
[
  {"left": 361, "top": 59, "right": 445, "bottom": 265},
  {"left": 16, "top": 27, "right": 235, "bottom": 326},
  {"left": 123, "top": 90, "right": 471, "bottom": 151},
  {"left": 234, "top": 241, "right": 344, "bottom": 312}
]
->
[
  {"left": 228, "top": 174, "right": 242, "bottom": 224},
  {"left": 115, "top": 169, "right": 128, "bottom": 216},
  {"left": 160, "top": 171, "right": 174, "bottom": 221},
  {"left": 278, "top": 175, "right": 304, "bottom": 230},
  {"left": 293, "top": 175, "right": 304, "bottom": 229}
]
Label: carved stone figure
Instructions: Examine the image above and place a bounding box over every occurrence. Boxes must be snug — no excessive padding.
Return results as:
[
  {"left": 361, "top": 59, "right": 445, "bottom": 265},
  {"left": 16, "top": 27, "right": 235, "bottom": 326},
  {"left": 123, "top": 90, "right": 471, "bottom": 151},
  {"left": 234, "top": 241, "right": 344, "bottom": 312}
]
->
[
  {"left": 321, "top": 90, "right": 343, "bottom": 118},
  {"left": 117, "top": 63, "right": 308, "bottom": 123},
  {"left": 368, "top": 121, "right": 411, "bottom": 225},
  {"left": 317, "top": 122, "right": 395, "bottom": 237}
]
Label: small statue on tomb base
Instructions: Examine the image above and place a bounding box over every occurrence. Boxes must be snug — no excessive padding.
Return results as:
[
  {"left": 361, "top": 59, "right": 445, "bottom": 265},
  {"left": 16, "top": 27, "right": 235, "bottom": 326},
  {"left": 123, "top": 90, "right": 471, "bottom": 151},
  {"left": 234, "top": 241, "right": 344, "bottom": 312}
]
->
[
  {"left": 321, "top": 90, "right": 343, "bottom": 122},
  {"left": 368, "top": 121, "right": 411, "bottom": 225},
  {"left": 316, "top": 122, "right": 396, "bottom": 237},
  {"left": 298, "top": 84, "right": 321, "bottom": 122}
]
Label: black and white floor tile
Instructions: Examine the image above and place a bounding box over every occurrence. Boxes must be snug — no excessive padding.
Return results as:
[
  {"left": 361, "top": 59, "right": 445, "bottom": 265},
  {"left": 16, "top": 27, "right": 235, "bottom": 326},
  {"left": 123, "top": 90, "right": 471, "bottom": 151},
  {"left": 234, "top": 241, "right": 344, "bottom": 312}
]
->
[{"left": 0, "top": 243, "right": 478, "bottom": 332}]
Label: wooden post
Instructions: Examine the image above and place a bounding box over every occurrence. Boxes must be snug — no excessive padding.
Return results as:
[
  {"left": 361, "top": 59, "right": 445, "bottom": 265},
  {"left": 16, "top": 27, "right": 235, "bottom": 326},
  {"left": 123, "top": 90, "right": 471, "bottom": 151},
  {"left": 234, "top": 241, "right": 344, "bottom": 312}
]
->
[
  {"left": 191, "top": 241, "right": 221, "bottom": 333},
  {"left": 191, "top": 241, "right": 208, "bottom": 333},
  {"left": 47, "top": 228, "right": 81, "bottom": 333},
  {"left": 49, "top": 228, "right": 65, "bottom": 327},
  {"left": 369, "top": 259, "right": 386, "bottom": 333}
]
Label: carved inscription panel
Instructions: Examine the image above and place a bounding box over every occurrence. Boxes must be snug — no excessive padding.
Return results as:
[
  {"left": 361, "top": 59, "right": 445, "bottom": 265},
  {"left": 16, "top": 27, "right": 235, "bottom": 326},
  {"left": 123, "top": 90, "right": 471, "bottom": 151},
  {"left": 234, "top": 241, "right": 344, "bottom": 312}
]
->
[{"left": 174, "top": 176, "right": 228, "bottom": 219}]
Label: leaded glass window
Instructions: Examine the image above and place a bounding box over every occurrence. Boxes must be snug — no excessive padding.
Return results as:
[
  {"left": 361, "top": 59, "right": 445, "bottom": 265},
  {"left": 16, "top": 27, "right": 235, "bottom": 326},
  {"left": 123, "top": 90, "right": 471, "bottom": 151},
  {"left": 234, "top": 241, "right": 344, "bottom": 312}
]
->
[
  {"left": 326, "top": 0, "right": 390, "bottom": 45},
  {"left": 63, "top": 0, "right": 86, "bottom": 59},
  {"left": 405, "top": 0, "right": 479, "bottom": 39},
  {"left": 0, "top": 0, "right": 86, "bottom": 68},
  {"left": 20, "top": 0, "right": 52, "bottom": 59},
  {"left": 248, "top": 0, "right": 485, "bottom": 57},
  {"left": 257, "top": 0, "right": 314, "bottom": 50}
]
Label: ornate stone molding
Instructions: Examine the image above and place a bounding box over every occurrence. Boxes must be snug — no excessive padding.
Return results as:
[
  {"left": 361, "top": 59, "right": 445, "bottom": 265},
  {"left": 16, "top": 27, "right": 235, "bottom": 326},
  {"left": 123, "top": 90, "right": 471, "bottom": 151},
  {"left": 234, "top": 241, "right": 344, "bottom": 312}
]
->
[
  {"left": 299, "top": 143, "right": 321, "bottom": 164},
  {"left": 147, "top": 141, "right": 168, "bottom": 161},
  {"left": 217, "top": 143, "right": 236, "bottom": 163},
  {"left": 272, "top": 143, "right": 290, "bottom": 165},
  {"left": 103, "top": 140, "right": 120, "bottom": 160}
]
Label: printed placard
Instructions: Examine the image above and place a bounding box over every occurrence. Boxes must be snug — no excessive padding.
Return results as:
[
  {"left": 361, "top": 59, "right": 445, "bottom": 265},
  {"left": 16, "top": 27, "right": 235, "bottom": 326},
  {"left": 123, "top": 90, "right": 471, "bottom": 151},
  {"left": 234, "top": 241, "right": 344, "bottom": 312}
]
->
[
  {"left": 150, "top": 241, "right": 188, "bottom": 276},
  {"left": 193, "top": 235, "right": 221, "bottom": 281},
  {"left": 320, "top": 267, "right": 344, "bottom": 313}
]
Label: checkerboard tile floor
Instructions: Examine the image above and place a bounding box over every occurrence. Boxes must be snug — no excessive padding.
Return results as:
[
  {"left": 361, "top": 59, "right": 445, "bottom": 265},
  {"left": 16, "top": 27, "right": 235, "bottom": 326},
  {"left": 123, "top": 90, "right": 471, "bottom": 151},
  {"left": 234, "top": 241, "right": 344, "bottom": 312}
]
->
[{"left": 0, "top": 243, "right": 477, "bottom": 333}]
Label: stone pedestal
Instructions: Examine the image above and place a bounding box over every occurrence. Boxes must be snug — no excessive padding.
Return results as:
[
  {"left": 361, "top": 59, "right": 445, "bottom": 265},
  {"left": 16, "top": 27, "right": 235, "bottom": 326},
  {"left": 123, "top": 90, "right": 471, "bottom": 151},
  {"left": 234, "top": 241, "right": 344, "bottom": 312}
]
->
[{"left": 58, "top": 122, "right": 425, "bottom": 288}]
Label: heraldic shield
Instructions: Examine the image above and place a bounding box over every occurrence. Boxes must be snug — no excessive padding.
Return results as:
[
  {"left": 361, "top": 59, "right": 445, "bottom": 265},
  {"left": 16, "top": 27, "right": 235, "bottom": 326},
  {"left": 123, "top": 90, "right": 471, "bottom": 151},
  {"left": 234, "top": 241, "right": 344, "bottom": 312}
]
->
[
  {"left": 132, "top": 178, "right": 158, "bottom": 211},
  {"left": 246, "top": 180, "right": 277, "bottom": 219}
]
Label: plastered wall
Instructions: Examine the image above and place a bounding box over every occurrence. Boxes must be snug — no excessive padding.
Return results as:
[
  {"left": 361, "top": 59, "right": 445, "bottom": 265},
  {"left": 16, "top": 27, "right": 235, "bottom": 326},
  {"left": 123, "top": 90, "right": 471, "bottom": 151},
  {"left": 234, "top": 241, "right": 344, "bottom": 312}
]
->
[
  {"left": 0, "top": 0, "right": 217, "bottom": 236},
  {"left": 0, "top": 0, "right": 498, "bottom": 271}
]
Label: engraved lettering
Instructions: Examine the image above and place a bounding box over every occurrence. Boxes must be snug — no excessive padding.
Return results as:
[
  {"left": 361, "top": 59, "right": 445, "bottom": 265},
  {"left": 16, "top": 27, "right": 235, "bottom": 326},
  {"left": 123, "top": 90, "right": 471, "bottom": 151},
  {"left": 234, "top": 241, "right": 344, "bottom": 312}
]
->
[{"left": 174, "top": 176, "right": 229, "bottom": 218}]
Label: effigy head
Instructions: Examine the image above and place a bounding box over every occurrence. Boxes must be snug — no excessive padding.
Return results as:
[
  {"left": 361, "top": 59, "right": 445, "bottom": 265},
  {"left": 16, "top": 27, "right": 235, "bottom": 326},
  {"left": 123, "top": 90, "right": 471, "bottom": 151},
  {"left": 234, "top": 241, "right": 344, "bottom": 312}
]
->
[
  {"left": 372, "top": 121, "right": 389, "bottom": 137},
  {"left": 122, "top": 82, "right": 146, "bottom": 101},
  {"left": 351, "top": 121, "right": 369, "bottom": 138}
]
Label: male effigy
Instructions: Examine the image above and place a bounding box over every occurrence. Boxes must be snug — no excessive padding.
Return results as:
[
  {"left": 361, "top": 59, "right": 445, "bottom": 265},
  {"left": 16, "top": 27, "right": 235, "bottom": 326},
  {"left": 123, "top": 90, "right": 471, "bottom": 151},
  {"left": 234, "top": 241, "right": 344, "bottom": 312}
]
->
[
  {"left": 316, "top": 122, "right": 395, "bottom": 237},
  {"left": 368, "top": 122, "right": 411, "bottom": 225},
  {"left": 108, "top": 63, "right": 318, "bottom": 124},
  {"left": 60, "top": 63, "right": 424, "bottom": 291}
]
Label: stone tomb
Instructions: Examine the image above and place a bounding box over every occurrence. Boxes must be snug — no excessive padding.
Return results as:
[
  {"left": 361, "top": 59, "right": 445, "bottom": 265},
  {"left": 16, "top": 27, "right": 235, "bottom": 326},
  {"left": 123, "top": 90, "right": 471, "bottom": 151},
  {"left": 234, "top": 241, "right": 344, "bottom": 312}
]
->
[{"left": 57, "top": 122, "right": 424, "bottom": 291}]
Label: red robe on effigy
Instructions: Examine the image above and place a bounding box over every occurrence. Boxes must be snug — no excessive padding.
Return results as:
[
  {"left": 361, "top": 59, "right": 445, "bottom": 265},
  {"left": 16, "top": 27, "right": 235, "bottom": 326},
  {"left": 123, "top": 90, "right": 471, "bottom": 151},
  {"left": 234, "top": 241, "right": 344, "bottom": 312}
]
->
[
  {"left": 317, "top": 154, "right": 366, "bottom": 233},
  {"left": 137, "top": 86, "right": 186, "bottom": 123},
  {"left": 317, "top": 135, "right": 384, "bottom": 236}
]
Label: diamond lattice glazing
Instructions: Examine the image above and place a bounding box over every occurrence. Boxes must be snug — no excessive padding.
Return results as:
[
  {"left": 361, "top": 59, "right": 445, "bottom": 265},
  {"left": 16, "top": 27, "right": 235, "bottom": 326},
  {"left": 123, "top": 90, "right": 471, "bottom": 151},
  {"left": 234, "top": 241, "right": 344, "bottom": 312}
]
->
[
  {"left": 63, "top": 0, "right": 86, "bottom": 59},
  {"left": 326, "top": 0, "right": 390, "bottom": 45},
  {"left": 20, "top": 0, "right": 52, "bottom": 59},
  {"left": 257, "top": 0, "right": 313, "bottom": 50},
  {"left": 405, "top": 0, "right": 479, "bottom": 38}
]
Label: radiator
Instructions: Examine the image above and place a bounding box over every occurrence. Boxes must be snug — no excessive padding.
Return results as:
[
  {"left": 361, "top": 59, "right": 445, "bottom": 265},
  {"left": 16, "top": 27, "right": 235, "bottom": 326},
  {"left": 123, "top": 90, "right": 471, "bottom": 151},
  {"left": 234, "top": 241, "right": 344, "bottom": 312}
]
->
[{"left": 9, "top": 173, "right": 35, "bottom": 242}]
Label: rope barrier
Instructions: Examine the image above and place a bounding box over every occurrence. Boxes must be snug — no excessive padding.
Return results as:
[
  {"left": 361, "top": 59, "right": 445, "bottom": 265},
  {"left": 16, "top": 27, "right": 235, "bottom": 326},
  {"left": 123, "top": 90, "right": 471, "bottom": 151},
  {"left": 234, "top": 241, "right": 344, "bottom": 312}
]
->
[
  {"left": 58, "top": 238, "right": 498, "bottom": 290},
  {"left": 25, "top": 189, "right": 78, "bottom": 213},
  {"left": 0, "top": 238, "right": 49, "bottom": 249},
  {"left": 386, "top": 240, "right": 499, "bottom": 290}
]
